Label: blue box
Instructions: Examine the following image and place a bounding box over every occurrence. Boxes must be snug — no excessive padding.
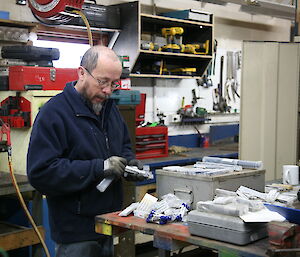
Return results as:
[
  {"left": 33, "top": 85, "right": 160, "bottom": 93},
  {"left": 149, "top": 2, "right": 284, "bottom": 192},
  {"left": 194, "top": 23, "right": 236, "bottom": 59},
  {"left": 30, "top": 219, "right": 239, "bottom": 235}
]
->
[
  {"left": 110, "top": 90, "right": 141, "bottom": 105},
  {"left": 161, "top": 9, "right": 212, "bottom": 23},
  {"left": 0, "top": 11, "right": 9, "bottom": 19}
]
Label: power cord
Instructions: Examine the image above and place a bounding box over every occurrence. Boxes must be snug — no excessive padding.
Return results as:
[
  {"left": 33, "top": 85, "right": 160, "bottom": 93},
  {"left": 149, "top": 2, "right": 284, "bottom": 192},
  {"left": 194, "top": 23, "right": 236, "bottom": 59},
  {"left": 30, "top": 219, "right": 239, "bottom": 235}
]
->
[{"left": 7, "top": 147, "right": 51, "bottom": 257}]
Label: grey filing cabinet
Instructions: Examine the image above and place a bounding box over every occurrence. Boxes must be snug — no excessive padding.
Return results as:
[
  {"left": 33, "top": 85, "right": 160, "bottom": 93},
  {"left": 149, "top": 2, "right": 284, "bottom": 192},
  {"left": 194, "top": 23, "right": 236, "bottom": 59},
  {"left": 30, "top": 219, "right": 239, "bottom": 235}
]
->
[{"left": 239, "top": 41, "right": 300, "bottom": 181}]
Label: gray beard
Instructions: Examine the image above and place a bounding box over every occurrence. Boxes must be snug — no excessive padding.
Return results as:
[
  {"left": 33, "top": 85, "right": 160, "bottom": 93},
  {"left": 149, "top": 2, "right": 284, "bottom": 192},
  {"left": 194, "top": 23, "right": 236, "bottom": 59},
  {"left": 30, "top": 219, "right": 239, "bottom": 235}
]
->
[
  {"left": 92, "top": 102, "right": 103, "bottom": 114},
  {"left": 79, "top": 87, "right": 108, "bottom": 114}
]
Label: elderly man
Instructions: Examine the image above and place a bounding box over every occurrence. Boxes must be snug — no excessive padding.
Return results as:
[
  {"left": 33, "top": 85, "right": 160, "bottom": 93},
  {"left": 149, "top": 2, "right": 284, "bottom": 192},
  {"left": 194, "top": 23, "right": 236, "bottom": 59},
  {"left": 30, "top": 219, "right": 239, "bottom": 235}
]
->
[{"left": 27, "top": 45, "right": 143, "bottom": 257}]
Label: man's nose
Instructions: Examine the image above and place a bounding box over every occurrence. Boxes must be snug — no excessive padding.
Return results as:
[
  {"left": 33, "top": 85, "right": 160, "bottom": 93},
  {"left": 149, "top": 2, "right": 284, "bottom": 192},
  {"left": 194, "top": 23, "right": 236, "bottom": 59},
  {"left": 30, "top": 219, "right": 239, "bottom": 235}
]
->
[{"left": 102, "top": 85, "right": 112, "bottom": 94}]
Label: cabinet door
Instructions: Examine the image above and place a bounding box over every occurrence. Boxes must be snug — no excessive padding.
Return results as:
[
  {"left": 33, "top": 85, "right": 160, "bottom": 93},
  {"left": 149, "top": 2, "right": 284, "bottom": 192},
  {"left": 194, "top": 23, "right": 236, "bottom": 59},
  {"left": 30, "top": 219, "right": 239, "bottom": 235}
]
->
[
  {"left": 276, "top": 44, "right": 300, "bottom": 179},
  {"left": 240, "top": 42, "right": 299, "bottom": 181}
]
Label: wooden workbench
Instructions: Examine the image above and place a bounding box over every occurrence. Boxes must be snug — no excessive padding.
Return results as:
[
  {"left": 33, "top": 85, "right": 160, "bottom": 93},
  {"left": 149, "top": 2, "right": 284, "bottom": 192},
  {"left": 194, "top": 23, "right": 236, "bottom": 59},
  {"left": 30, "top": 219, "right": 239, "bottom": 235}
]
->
[
  {"left": 0, "top": 171, "right": 44, "bottom": 256},
  {"left": 118, "top": 143, "right": 240, "bottom": 256},
  {"left": 95, "top": 211, "right": 268, "bottom": 257}
]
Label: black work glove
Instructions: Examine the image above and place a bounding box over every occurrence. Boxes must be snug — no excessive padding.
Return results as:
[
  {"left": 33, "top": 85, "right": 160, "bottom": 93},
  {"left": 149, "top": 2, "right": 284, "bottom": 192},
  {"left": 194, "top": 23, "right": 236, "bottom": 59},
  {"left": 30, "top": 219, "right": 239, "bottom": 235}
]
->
[
  {"left": 103, "top": 156, "right": 127, "bottom": 179},
  {"left": 124, "top": 159, "right": 145, "bottom": 181},
  {"left": 128, "top": 159, "right": 143, "bottom": 169}
]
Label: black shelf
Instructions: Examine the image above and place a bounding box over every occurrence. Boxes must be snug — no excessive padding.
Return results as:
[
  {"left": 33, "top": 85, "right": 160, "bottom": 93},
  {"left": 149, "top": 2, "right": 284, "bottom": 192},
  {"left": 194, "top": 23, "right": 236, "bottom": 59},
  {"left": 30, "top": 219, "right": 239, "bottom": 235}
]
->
[{"left": 113, "top": 1, "right": 214, "bottom": 79}]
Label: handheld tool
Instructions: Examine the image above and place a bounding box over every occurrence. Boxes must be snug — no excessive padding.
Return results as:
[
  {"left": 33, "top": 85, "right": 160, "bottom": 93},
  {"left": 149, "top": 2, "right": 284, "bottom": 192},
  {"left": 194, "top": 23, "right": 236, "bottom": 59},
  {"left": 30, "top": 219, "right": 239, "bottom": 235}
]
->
[
  {"left": 161, "top": 27, "right": 184, "bottom": 53},
  {"left": 97, "top": 165, "right": 153, "bottom": 192},
  {"left": 156, "top": 109, "right": 166, "bottom": 125},
  {"left": 224, "top": 51, "right": 241, "bottom": 103},
  {"left": 141, "top": 42, "right": 160, "bottom": 51},
  {"left": 181, "top": 41, "right": 210, "bottom": 55},
  {"left": 196, "top": 62, "right": 213, "bottom": 88},
  {"left": 124, "top": 166, "right": 153, "bottom": 180},
  {"left": 216, "top": 56, "right": 230, "bottom": 112}
]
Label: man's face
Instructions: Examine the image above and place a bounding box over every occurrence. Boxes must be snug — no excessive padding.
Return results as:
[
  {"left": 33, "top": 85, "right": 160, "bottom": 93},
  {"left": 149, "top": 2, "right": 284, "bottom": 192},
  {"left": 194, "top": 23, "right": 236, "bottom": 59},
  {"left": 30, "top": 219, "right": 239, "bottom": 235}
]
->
[{"left": 79, "top": 57, "right": 122, "bottom": 109}]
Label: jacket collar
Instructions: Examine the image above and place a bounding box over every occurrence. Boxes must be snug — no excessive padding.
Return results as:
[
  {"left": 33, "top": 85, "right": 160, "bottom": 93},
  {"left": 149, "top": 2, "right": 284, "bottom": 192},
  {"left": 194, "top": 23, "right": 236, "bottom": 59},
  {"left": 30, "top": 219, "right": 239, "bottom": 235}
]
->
[{"left": 64, "top": 81, "right": 113, "bottom": 120}]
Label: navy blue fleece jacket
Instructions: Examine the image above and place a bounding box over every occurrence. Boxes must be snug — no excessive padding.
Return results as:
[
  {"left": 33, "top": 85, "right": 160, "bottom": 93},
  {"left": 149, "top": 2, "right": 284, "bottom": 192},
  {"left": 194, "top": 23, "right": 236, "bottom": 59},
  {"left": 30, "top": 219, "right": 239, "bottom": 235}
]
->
[{"left": 27, "top": 81, "right": 134, "bottom": 243}]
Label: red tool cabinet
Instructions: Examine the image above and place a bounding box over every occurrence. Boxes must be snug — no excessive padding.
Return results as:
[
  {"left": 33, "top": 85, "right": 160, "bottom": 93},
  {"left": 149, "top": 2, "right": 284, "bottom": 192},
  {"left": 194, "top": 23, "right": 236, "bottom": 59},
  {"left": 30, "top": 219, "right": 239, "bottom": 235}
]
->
[
  {"left": 136, "top": 126, "right": 168, "bottom": 159},
  {"left": 135, "top": 93, "right": 146, "bottom": 126},
  {"left": 9, "top": 66, "right": 78, "bottom": 91}
]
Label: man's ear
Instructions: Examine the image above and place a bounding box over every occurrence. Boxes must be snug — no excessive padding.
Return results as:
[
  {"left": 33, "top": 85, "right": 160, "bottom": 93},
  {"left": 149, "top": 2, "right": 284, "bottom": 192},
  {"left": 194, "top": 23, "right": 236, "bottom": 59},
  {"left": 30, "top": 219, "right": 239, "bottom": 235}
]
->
[{"left": 77, "top": 66, "right": 85, "bottom": 80}]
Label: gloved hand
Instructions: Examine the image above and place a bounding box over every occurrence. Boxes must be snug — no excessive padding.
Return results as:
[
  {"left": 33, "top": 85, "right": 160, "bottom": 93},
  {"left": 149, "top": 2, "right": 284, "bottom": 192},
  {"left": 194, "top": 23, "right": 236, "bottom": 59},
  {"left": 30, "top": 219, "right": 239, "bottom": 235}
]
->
[
  {"left": 103, "top": 156, "right": 127, "bottom": 179},
  {"left": 128, "top": 159, "right": 143, "bottom": 170},
  {"left": 124, "top": 159, "right": 145, "bottom": 181},
  {"left": 124, "top": 173, "right": 145, "bottom": 182}
]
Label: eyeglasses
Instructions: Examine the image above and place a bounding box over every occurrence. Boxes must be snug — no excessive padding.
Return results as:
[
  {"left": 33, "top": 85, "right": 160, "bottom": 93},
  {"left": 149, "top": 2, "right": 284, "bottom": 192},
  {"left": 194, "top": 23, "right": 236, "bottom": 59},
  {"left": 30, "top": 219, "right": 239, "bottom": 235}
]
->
[{"left": 83, "top": 67, "right": 119, "bottom": 90}]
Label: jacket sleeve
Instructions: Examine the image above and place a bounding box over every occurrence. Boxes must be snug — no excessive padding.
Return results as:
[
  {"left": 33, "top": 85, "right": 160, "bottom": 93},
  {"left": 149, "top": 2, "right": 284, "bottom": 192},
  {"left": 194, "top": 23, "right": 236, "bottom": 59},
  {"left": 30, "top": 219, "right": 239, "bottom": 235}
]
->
[{"left": 27, "top": 105, "right": 105, "bottom": 197}]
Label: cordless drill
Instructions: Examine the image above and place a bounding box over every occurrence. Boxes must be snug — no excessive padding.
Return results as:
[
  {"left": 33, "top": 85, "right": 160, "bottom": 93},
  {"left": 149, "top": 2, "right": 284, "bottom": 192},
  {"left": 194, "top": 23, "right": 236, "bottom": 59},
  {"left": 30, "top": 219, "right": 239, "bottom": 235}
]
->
[{"left": 161, "top": 27, "right": 184, "bottom": 53}]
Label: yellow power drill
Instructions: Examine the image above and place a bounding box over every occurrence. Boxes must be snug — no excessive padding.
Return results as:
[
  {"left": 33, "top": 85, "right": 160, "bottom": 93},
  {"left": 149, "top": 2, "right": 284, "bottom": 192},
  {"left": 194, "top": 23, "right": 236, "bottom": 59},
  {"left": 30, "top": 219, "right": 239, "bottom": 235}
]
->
[
  {"left": 161, "top": 27, "right": 184, "bottom": 53},
  {"left": 181, "top": 40, "right": 210, "bottom": 55}
]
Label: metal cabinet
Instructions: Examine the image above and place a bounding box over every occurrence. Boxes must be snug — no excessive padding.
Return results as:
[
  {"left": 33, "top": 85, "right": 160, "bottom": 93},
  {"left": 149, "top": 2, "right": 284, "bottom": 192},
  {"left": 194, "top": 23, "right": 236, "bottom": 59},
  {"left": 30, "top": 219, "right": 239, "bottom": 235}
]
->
[{"left": 239, "top": 41, "right": 300, "bottom": 181}]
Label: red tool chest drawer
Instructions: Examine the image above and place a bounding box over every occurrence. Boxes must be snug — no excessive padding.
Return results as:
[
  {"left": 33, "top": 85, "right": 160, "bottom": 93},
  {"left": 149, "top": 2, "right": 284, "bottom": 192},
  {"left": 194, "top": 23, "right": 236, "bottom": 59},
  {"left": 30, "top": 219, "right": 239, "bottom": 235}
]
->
[
  {"left": 136, "top": 126, "right": 168, "bottom": 159},
  {"left": 9, "top": 66, "right": 78, "bottom": 91}
]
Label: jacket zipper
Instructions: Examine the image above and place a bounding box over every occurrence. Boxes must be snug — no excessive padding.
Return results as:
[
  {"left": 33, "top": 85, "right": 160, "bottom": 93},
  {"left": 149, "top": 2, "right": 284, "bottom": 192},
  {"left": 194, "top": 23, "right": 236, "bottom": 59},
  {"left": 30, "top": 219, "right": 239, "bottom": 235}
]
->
[
  {"left": 75, "top": 113, "right": 100, "bottom": 214},
  {"left": 75, "top": 104, "right": 110, "bottom": 214},
  {"left": 101, "top": 103, "right": 111, "bottom": 155}
]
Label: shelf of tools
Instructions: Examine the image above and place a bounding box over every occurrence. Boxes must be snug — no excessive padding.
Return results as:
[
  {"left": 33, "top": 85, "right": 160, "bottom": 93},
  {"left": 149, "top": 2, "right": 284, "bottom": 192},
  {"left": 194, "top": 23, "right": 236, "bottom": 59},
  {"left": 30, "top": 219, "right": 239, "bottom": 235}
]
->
[{"left": 112, "top": 1, "right": 214, "bottom": 79}]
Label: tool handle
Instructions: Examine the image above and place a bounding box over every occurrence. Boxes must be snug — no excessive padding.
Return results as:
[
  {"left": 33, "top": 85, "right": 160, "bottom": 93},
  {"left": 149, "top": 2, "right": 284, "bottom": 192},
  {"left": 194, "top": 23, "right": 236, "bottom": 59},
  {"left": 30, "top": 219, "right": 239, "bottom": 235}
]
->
[
  {"left": 96, "top": 176, "right": 114, "bottom": 192},
  {"left": 218, "top": 56, "right": 224, "bottom": 96}
]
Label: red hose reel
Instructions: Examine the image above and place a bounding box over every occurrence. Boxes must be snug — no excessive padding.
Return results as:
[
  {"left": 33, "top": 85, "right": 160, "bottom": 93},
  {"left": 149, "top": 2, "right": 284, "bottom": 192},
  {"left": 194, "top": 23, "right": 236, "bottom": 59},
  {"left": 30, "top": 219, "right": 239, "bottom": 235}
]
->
[{"left": 28, "top": 0, "right": 84, "bottom": 25}]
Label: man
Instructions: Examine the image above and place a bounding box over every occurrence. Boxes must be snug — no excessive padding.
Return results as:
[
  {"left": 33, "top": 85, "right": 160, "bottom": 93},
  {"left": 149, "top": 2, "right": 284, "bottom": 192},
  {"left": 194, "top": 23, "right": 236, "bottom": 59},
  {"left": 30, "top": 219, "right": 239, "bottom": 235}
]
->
[{"left": 27, "top": 45, "right": 143, "bottom": 257}]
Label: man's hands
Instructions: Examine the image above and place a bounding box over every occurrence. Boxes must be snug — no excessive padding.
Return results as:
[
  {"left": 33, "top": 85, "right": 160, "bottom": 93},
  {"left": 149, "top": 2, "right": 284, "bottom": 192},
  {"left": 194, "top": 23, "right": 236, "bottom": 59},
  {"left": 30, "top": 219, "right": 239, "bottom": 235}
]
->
[
  {"left": 102, "top": 157, "right": 145, "bottom": 181},
  {"left": 125, "top": 159, "right": 145, "bottom": 181},
  {"left": 128, "top": 159, "right": 143, "bottom": 169},
  {"left": 103, "top": 156, "right": 127, "bottom": 179}
]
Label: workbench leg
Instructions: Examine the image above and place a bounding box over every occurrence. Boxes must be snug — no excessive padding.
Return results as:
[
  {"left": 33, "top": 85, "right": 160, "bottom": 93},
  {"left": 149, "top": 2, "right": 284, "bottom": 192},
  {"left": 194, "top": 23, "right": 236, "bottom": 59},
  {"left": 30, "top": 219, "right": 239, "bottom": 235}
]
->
[
  {"left": 158, "top": 248, "right": 171, "bottom": 257},
  {"left": 114, "top": 230, "right": 135, "bottom": 257},
  {"left": 31, "top": 192, "right": 43, "bottom": 257}
]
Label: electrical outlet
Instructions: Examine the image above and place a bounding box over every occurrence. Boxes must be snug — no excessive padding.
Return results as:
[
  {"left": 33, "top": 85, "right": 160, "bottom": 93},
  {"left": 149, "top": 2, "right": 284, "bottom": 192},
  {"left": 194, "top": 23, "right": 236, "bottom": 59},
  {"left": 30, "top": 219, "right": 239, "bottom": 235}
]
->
[{"left": 169, "top": 114, "right": 181, "bottom": 123}]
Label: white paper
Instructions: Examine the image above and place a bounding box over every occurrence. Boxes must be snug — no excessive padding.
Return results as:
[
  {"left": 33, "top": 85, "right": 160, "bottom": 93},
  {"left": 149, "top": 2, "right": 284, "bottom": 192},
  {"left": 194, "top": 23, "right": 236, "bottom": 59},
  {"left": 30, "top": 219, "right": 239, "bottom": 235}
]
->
[{"left": 240, "top": 208, "right": 286, "bottom": 223}]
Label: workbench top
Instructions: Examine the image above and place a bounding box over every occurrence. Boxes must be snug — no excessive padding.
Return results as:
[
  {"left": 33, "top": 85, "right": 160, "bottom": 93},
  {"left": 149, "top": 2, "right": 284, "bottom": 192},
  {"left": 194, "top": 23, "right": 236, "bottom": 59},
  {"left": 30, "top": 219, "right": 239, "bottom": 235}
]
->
[
  {"left": 95, "top": 211, "right": 268, "bottom": 257},
  {"left": 0, "top": 171, "right": 34, "bottom": 196}
]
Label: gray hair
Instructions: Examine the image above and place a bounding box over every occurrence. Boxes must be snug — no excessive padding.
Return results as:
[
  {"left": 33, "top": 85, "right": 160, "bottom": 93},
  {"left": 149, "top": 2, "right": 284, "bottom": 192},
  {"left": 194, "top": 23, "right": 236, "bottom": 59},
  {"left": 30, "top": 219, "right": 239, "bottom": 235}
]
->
[
  {"left": 80, "top": 47, "right": 98, "bottom": 72},
  {"left": 80, "top": 46, "right": 121, "bottom": 72}
]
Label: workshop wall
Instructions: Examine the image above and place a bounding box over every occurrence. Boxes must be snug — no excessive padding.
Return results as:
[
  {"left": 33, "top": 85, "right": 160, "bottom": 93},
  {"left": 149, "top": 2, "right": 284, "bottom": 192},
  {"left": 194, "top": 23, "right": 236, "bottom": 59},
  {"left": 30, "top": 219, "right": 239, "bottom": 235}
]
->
[
  {"left": 131, "top": 13, "right": 290, "bottom": 137},
  {"left": 1, "top": 0, "right": 291, "bottom": 142},
  {"left": 118, "top": 1, "right": 291, "bottom": 139}
]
